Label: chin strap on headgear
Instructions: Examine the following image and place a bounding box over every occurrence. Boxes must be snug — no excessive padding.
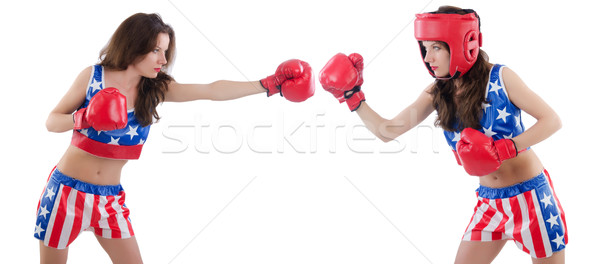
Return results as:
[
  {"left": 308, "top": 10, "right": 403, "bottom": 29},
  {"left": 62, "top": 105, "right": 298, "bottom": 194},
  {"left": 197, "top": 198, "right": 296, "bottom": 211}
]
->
[{"left": 414, "top": 9, "right": 482, "bottom": 79}]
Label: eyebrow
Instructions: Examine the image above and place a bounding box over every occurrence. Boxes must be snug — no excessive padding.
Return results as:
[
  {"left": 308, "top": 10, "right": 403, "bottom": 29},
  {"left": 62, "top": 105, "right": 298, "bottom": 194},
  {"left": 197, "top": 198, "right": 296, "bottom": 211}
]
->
[{"left": 156, "top": 44, "right": 170, "bottom": 50}]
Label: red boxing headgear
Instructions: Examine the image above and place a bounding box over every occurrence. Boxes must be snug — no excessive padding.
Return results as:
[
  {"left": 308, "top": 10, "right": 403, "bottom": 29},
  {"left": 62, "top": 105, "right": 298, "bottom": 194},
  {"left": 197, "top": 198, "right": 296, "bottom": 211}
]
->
[{"left": 414, "top": 9, "right": 482, "bottom": 79}]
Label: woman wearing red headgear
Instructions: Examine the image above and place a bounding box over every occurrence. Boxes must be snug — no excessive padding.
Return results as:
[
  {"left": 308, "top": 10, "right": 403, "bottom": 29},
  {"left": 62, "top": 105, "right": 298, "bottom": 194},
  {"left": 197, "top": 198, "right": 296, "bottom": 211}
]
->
[
  {"left": 37, "top": 13, "right": 314, "bottom": 263},
  {"left": 319, "top": 5, "right": 566, "bottom": 264}
]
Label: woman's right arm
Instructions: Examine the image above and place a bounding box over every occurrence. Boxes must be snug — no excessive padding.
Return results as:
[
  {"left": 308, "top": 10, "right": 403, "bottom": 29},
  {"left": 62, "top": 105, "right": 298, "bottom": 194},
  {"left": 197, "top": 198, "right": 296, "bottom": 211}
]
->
[
  {"left": 46, "top": 67, "right": 91, "bottom": 133},
  {"left": 355, "top": 83, "right": 435, "bottom": 142}
]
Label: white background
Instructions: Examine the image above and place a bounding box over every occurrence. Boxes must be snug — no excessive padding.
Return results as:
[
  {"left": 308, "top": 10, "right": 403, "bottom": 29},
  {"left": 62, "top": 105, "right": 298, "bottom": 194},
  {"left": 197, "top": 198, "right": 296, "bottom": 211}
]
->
[{"left": 1, "top": 0, "right": 598, "bottom": 263}]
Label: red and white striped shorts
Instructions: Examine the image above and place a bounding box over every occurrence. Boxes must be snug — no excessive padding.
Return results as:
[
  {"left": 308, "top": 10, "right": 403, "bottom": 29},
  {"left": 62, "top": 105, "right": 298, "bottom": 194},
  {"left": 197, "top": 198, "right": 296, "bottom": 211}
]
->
[
  {"left": 463, "top": 169, "right": 567, "bottom": 258},
  {"left": 34, "top": 167, "right": 134, "bottom": 249}
]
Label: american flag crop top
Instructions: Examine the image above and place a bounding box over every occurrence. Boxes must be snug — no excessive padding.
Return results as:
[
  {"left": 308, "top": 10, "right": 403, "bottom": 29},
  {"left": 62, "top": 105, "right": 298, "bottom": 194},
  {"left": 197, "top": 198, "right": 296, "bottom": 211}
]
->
[{"left": 71, "top": 65, "right": 150, "bottom": 159}]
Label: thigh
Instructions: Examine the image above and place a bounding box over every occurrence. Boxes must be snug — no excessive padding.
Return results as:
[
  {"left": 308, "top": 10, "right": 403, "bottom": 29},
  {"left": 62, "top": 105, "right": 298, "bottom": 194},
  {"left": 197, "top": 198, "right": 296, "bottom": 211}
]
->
[
  {"left": 95, "top": 235, "right": 143, "bottom": 264},
  {"left": 532, "top": 249, "right": 565, "bottom": 264},
  {"left": 455, "top": 240, "right": 507, "bottom": 264},
  {"left": 39, "top": 241, "right": 68, "bottom": 264}
]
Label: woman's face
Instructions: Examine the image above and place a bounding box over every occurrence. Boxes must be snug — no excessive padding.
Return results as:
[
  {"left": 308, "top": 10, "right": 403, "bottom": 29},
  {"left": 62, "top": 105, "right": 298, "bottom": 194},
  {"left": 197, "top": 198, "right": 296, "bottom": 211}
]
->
[
  {"left": 422, "top": 41, "right": 450, "bottom": 77},
  {"left": 133, "top": 32, "right": 170, "bottom": 78}
]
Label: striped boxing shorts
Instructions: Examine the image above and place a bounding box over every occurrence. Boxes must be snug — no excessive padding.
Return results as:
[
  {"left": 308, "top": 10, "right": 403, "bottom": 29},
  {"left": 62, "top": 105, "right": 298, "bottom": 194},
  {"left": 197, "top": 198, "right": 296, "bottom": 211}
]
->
[
  {"left": 34, "top": 167, "right": 134, "bottom": 249},
  {"left": 463, "top": 169, "right": 567, "bottom": 258}
]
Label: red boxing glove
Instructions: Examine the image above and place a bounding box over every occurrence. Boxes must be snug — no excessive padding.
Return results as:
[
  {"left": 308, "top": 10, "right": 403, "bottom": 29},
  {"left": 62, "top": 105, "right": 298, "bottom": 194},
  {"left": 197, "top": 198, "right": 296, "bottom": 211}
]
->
[
  {"left": 73, "top": 88, "right": 128, "bottom": 131},
  {"left": 73, "top": 108, "right": 91, "bottom": 130},
  {"left": 455, "top": 128, "right": 518, "bottom": 176},
  {"left": 319, "top": 53, "right": 366, "bottom": 111},
  {"left": 260, "top": 59, "right": 315, "bottom": 102}
]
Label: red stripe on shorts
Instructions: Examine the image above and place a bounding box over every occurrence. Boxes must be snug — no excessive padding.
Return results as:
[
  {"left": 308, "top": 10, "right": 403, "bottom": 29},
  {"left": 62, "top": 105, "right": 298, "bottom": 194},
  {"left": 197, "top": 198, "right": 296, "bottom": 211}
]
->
[
  {"left": 509, "top": 195, "right": 530, "bottom": 255},
  {"left": 118, "top": 192, "right": 134, "bottom": 236},
  {"left": 48, "top": 186, "right": 71, "bottom": 248},
  {"left": 524, "top": 190, "right": 547, "bottom": 257},
  {"left": 492, "top": 199, "right": 508, "bottom": 240},
  {"left": 92, "top": 194, "right": 103, "bottom": 237},
  {"left": 67, "top": 190, "right": 86, "bottom": 246},
  {"left": 104, "top": 195, "right": 121, "bottom": 238},
  {"left": 471, "top": 198, "right": 496, "bottom": 241}
]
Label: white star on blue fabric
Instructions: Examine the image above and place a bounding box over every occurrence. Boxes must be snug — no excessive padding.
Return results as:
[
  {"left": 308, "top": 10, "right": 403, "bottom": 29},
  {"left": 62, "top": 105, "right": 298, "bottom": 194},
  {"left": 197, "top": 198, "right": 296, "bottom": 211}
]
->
[
  {"left": 452, "top": 132, "right": 461, "bottom": 142},
  {"left": 34, "top": 223, "right": 45, "bottom": 237},
  {"left": 496, "top": 107, "right": 511, "bottom": 122},
  {"left": 45, "top": 187, "right": 56, "bottom": 200},
  {"left": 503, "top": 133, "right": 514, "bottom": 139},
  {"left": 482, "top": 102, "right": 491, "bottom": 113},
  {"left": 515, "top": 114, "right": 522, "bottom": 129},
  {"left": 90, "top": 79, "right": 102, "bottom": 92},
  {"left": 125, "top": 125, "right": 139, "bottom": 140},
  {"left": 546, "top": 213, "right": 559, "bottom": 229},
  {"left": 80, "top": 128, "right": 89, "bottom": 137},
  {"left": 138, "top": 139, "right": 145, "bottom": 145},
  {"left": 489, "top": 80, "right": 502, "bottom": 96},
  {"left": 38, "top": 205, "right": 50, "bottom": 219},
  {"left": 108, "top": 137, "right": 120, "bottom": 145},
  {"left": 483, "top": 125, "right": 497, "bottom": 137},
  {"left": 540, "top": 193, "right": 554, "bottom": 208},
  {"left": 552, "top": 232, "right": 565, "bottom": 248}
]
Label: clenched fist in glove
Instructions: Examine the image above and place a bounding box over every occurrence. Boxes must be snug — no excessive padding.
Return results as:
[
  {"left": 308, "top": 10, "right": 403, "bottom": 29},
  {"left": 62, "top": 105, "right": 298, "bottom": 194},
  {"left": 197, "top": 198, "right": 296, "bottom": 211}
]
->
[
  {"left": 260, "top": 59, "right": 315, "bottom": 102},
  {"left": 319, "top": 53, "right": 366, "bottom": 111},
  {"left": 73, "top": 87, "right": 128, "bottom": 131},
  {"left": 456, "top": 128, "right": 519, "bottom": 176}
]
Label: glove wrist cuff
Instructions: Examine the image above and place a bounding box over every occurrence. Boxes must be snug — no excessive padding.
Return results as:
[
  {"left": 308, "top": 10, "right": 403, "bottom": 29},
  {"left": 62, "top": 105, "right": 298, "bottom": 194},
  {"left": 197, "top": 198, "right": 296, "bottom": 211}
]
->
[
  {"left": 73, "top": 108, "right": 89, "bottom": 130},
  {"left": 495, "top": 138, "right": 518, "bottom": 161},
  {"left": 260, "top": 76, "right": 281, "bottom": 97},
  {"left": 346, "top": 89, "right": 366, "bottom": 112}
]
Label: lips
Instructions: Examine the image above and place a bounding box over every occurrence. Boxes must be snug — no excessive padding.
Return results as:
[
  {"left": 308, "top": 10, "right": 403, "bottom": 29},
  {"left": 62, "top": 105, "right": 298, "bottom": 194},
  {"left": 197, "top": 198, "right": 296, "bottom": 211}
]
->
[
  {"left": 154, "top": 68, "right": 161, "bottom": 72},
  {"left": 430, "top": 66, "right": 439, "bottom": 71}
]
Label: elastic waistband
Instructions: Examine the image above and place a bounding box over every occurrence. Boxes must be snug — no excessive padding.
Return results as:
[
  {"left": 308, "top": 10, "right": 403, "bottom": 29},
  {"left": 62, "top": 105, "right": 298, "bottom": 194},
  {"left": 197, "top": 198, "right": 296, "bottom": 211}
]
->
[
  {"left": 476, "top": 170, "right": 547, "bottom": 199},
  {"left": 49, "top": 168, "right": 123, "bottom": 196}
]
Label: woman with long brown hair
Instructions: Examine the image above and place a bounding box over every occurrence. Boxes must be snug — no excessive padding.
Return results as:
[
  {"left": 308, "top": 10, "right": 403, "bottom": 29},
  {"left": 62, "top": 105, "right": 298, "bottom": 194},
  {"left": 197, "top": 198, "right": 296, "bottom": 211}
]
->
[
  {"left": 35, "top": 12, "right": 313, "bottom": 263},
  {"left": 319, "top": 6, "right": 566, "bottom": 264}
]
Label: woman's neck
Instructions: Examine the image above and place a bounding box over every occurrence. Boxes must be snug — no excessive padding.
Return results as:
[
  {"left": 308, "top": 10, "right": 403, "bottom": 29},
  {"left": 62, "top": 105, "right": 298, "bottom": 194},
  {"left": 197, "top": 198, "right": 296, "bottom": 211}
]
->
[{"left": 106, "top": 67, "right": 142, "bottom": 92}]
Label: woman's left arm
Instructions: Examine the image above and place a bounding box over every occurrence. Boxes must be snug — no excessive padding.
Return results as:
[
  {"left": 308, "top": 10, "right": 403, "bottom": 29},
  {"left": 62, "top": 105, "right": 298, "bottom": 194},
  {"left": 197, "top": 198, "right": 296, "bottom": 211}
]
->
[
  {"left": 165, "top": 59, "right": 315, "bottom": 103},
  {"left": 503, "top": 67, "right": 562, "bottom": 151},
  {"left": 164, "top": 80, "right": 265, "bottom": 102}
]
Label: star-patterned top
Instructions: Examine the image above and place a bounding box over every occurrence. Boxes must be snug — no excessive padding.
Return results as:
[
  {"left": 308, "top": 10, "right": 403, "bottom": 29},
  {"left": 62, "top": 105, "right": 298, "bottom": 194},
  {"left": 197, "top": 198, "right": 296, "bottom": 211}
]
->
[
  {"left": 444, "top": 64, "right": 526, "bottom": 150},
  {"left": 71, "top": 65, "right": 150, "bottom": 159}
]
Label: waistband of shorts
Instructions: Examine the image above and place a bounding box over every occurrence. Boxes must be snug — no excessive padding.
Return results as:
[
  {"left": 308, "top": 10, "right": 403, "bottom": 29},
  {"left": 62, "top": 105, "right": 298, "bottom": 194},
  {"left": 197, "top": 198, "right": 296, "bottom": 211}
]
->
[
  {"left": 476, "top": 170, "right": 547, "bottom": 199},
  {"left": 49, "top": 167, "right": 123, "bottom": 196}
]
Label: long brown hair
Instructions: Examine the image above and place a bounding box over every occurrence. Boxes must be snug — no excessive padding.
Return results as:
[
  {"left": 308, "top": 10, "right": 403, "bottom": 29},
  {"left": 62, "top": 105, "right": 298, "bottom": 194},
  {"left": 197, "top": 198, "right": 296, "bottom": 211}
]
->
[
  {"left": 99, "top": 13, "right": 176, "bottom": 126},
  {"left": 427, "top": 6, "right": 493, "bottom": 132}
]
